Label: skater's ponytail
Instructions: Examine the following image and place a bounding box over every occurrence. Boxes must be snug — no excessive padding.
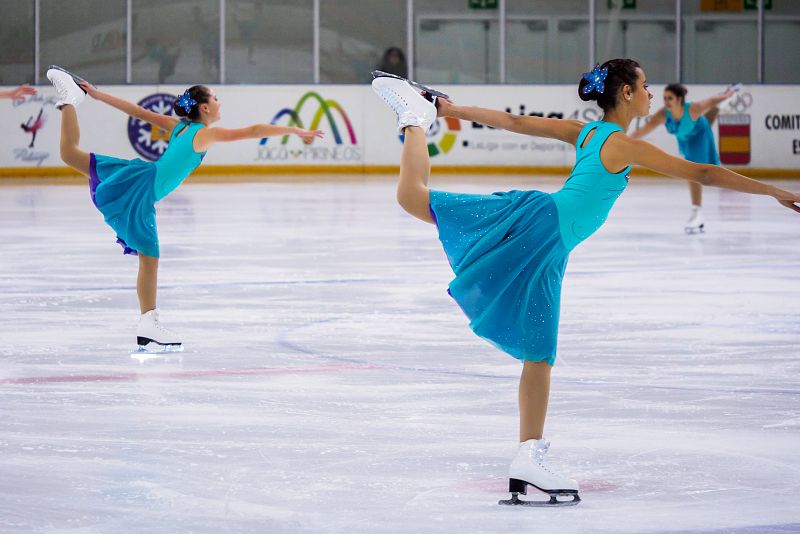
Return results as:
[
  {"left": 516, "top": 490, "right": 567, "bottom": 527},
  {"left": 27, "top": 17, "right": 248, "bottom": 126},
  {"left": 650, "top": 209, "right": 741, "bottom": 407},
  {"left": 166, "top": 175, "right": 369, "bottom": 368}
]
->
[
  {"left": 578, "top": 58, "right": 641, "bottom": 112},
  {"left": 173, "top": 85, "right": 211, "bottom": 121},
  {"left": 665, "top": 83, "right": 688, "bottom": 104}
]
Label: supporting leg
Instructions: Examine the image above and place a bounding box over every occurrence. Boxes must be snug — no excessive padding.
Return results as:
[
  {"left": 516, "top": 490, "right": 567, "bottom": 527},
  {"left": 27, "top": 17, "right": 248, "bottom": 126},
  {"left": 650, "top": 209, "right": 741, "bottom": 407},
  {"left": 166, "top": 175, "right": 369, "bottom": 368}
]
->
[
  {"left": 519, "top": 360, "right": 552, "bottom": 442},
  {"left": 137, "top": 254, "right": 159, "bottom": 314},
  {"left": 689, "top": 181, "right": 703, "bottom": 208}
]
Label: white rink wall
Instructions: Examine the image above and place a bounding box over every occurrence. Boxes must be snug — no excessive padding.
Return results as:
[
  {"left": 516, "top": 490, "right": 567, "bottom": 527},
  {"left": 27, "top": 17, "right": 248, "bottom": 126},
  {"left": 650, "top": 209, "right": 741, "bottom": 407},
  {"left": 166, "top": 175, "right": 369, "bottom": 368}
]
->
[{"left": 2, "top": 84, "right": 799, "bottom": 171}]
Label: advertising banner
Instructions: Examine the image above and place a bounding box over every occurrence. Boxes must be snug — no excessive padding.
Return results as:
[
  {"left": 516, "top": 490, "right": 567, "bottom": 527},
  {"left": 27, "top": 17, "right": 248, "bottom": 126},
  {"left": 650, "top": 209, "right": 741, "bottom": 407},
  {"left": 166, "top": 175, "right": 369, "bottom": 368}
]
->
[{"left": 1, "top": 83, "right": 798, "bottom": 173}]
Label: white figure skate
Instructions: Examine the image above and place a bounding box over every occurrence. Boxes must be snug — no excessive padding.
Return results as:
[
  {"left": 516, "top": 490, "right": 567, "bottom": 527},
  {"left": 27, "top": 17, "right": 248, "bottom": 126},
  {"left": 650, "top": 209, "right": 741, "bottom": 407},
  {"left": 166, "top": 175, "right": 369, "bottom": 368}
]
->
[
  {"left": 499, "top": 439, "right": 580, "bottom": 507},
  {"left": 685, "top": 205, "right": 705, "bottom": 234},
  {"left": 46, "top": 65, "right": 87, "bottom": 109},
  {"left": 135, "top": 308, "right": 183, "bottom": 353},
  {"left": 371, "top": 73, "right": 439, "bottom": 133}
]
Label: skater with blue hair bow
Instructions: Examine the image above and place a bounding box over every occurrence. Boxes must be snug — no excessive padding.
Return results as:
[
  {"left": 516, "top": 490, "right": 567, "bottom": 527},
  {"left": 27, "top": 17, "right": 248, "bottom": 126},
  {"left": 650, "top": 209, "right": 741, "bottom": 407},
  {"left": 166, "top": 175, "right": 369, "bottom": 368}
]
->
[
  {"left": 372, "top": 59, "right": 800, "bottom": 506},
  {"left": 46, "top": 66, "right": 323, "bottom": 352}
]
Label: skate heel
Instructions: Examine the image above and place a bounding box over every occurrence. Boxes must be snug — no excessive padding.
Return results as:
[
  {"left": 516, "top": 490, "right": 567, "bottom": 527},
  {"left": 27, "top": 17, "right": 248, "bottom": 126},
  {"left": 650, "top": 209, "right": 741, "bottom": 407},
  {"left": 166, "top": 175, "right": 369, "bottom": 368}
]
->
[{"left": 509, "top": 478, "right": 529, "bottom": 495}]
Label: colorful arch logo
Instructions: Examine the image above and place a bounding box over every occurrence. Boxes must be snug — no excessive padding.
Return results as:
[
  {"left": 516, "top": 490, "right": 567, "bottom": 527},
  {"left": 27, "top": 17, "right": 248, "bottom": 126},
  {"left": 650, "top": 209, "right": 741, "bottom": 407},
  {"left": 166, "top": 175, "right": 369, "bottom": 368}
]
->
[
  {"left": 260, "top": 91, "right": 357, "bottom": 146},
  {"left": 399, "top": 117, "right": 461, "bottom": 157}
]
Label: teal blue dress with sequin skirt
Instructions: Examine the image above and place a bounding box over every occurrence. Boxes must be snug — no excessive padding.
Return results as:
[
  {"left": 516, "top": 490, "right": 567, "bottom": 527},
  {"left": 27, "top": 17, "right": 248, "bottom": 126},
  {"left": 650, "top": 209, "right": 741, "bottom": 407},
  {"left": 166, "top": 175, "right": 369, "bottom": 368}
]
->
[
  {"left": 89, "top": 121, "right": 206, "bottom": 257},
  {"left": 429, "top": 121, "right": 630, "bottom": 365},
  {"left": 665, "top": 102, "right": 720, "bottom": 165}
]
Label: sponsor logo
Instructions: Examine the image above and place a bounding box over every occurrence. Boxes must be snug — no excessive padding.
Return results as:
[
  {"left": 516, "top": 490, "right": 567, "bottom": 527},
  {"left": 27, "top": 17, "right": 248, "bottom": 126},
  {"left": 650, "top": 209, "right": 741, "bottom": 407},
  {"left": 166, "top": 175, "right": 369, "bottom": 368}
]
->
[
  {"left": 20, "top": 107, "right": 46, "bottom": 148},
  {"left": 127, "top": 93, "right": 177, "bottom": 161},
  {"left": 257, "top": 91, "right": 362, "bottom": 162},
  {"left": 12, "top": 96, "right": 54, "bottom": 166},
  {"left": 719, "top": 92, "right": 753, "bottom": 165}
]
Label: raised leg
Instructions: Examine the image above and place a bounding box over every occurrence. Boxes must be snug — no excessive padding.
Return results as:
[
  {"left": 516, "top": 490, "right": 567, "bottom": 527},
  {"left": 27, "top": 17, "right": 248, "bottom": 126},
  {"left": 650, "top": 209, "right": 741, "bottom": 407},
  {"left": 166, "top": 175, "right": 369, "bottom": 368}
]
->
[
  {"left": 397, "top": 126, "right": 434, "bottom": 224},
  {"left": 58, "top": 105, "right": 91, "bottom": 176}
]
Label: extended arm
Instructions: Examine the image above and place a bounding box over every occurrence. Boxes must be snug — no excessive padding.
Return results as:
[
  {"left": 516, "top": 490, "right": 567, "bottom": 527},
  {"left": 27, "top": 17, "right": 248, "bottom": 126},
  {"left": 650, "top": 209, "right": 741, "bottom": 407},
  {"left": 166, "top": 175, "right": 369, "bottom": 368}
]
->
[
  {"left": 194, "top": 124, "right": 324, "bottom": 151},
  {"left": 0, "top": 84, "right": 37, "bottom": 100},
  {"left": 79, "top": 82, "right": 179, "bottom": 132},
  {"left": 615, "top": 137, "right": 800, "bottom": 212},
  {"left": 629, "top": 108, "right": 666, "bottom": 139},
  {"left": 689, "top": 88, "right": 735, "bottom": 120},
  {"left": 436, "top": 98, "right": 584, "bottom": 145}
]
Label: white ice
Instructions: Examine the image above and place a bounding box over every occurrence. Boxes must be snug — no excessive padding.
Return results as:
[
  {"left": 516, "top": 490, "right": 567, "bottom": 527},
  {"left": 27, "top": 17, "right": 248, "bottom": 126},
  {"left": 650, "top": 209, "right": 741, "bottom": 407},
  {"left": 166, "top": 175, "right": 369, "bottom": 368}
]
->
[{"left": 1, "top": 176, "right": 799, "bottom": 533}]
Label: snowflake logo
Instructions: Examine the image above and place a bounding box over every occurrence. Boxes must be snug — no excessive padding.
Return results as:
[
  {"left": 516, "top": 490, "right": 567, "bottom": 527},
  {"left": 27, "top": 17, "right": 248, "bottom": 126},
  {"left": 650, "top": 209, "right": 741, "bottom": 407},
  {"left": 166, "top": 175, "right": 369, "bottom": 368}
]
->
[{"left": 127, "top": 93, "right": 177, "bottom": 161}]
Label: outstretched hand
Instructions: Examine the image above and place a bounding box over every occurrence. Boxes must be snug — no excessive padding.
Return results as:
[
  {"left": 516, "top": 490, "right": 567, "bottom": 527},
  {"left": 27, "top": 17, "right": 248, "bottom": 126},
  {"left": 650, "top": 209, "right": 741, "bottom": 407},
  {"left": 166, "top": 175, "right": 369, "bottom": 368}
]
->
[
  {"left": 5, "top": 84, "right": 37, "bottom": 100},
  {"left": 78, "top": 81, "right": 100, "bottom": 99},
  {"left": 777, "top": 194, "right": 800, "bottom": 214},
  {"left": 298, "top": 129, "right": 324, "bottom": 144}
]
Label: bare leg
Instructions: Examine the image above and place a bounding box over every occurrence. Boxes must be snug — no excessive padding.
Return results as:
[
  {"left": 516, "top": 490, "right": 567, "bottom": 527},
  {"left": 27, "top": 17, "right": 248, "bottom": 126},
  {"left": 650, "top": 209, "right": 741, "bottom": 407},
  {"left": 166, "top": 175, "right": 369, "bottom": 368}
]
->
[
  {"left": 519, "top": 360, "right": 552, "bottom": 441},
  {"left": 689, "top": 181, "right": 703, "bottom": 207},
  {"left": 137, "top": 254, "right": 159, "bottom": 314},
  {"left": 397, "top": 127, "right": 434, "bottom": 224},
  {"left": 59, "top": 105, "right": 91, "bottom": 176}
]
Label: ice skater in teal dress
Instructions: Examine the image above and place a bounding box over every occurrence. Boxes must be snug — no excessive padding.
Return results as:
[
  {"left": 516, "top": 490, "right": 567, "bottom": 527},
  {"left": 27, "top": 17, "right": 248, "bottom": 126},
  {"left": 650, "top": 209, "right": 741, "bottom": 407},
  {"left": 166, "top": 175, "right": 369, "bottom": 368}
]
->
[
  {"left": 631, "top": 83, "right": 737, "bottom": 233},
  {"left": 46, "top": 66, "right": 323, "bottom": 350},
  {"left": 372, "top": 60, "right": 800, "bottom": 505}
]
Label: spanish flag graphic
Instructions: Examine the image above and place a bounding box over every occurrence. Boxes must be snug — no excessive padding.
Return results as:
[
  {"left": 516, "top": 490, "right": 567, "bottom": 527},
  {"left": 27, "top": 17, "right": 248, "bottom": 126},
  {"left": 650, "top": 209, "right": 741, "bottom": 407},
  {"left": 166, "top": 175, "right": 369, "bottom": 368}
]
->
[{"left": 718, "top": 114, "right": 750, "bottom": 165}]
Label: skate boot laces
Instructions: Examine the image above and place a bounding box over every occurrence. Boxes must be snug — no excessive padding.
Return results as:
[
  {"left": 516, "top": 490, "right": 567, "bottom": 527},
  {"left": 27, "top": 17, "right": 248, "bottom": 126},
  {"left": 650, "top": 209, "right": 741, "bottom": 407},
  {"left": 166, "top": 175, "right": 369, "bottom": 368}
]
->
[
  {"left": 376, "top": 85, "right": 410, "bottom": 118},
  {"left": 528, "top": 440, "right": 560, "bottom": 476}
]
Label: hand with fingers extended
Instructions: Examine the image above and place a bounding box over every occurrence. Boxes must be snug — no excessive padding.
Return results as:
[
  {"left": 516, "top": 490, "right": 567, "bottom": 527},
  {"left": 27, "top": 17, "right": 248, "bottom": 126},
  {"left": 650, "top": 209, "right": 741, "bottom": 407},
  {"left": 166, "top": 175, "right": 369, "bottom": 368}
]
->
[
  {"left": 0, "top": 84, "right": 37, "bottom": 100},
  {"left": 296, "top": 129, "right": 325, "bottom": 144}
]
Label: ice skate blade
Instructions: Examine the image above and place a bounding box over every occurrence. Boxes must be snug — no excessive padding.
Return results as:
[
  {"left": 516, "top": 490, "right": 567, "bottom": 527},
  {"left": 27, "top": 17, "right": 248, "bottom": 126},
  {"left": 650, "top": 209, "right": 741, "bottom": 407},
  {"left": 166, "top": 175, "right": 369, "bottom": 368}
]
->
[
  {"left": 684, "top": 225, "right": 705, "bottom": 235},
  {"left": 47, "top": 65, "right": 88, "bottom": 92},
  {"left": 133, "top": 337, "right": 184, "bottom": 355},
  {"left": 370, "top": 70, "right": 450, "bottom": 100},
  {"left": 499, "top": 478, "right": 580, "bottom": 507}
]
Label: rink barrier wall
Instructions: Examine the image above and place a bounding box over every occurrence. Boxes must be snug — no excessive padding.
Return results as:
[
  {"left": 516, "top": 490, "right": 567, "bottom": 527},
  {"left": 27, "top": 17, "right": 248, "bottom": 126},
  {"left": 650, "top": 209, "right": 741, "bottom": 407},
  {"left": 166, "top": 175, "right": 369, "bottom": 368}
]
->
[
  {"left": 3, "top": 84, "right": 799, "bottom": 176},
  {"left": 0, "top": 165, "right": 797, "bottom": 180}
]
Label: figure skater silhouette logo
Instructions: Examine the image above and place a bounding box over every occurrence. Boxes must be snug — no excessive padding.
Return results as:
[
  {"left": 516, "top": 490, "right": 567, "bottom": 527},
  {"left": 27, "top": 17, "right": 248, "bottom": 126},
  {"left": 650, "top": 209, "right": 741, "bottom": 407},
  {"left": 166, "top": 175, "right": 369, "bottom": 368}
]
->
[{"left": 20, "top": 108, "right": 45, "bottom": 148}]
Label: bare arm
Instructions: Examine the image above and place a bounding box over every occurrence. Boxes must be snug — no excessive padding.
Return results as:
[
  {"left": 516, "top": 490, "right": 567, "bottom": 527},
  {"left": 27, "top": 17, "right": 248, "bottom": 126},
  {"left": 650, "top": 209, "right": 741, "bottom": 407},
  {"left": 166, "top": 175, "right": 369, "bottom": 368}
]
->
[
  {"left": 629, "top": 108, "right": 666, "bottom": 139},
  {"left": 607, "top": 136, "right": 800, "bottom": 213},
  {"left": 689, "top": 88, "right": 735, "bottom": 120},
  {"left": 79, "top": 82, "right": 179, "bottom": 132},
  {"left": 194, "top": 124, "right": 324, "bottom": 151},
  {"left": 0, "top": 84, "right": 37, "bottom": 100},
  {"left": 436, "top": 97, "right": 584, "bottom": 145}
]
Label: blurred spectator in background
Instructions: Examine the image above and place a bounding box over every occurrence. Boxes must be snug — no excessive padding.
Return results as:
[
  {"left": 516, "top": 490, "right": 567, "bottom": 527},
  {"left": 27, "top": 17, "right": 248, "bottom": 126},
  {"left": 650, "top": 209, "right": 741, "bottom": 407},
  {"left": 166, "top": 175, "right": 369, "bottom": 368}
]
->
[{"left": 376, "top": 47, "right": 407, "bottom": 78}]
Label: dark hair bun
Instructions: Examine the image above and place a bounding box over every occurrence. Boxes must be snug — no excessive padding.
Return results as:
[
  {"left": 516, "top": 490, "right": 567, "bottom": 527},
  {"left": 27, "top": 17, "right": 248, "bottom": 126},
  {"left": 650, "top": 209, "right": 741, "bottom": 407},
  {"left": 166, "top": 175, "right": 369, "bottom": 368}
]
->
[
  {"left": 576, "top": 59, "right": 641, "bottom": 112},
  {"left": 173, "top": 101, "right": 190, "bottom": 117},
  {"left": 172, "top": 85, "right": 210, "bottom": 121},
  {"left": 578, "top": 78, "right": 599, "bottom": 102}
]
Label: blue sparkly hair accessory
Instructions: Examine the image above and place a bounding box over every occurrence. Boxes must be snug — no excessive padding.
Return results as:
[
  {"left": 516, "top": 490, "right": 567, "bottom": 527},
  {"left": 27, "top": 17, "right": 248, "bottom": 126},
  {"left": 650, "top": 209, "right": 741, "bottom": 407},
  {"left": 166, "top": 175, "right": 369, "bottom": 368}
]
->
[
  {"left": 177, "top": 89, "right": 198, "bottom": 113},
  {"left": 581, "top": 64, "right": 608, "bottom": 95}
]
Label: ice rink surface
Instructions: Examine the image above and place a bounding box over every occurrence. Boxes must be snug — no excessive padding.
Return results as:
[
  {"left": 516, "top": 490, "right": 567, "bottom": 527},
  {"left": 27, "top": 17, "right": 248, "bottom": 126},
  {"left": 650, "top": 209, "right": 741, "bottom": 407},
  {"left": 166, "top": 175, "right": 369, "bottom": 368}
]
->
[{"left": 1, "top": 175, "right": 799, "bottom": 533}]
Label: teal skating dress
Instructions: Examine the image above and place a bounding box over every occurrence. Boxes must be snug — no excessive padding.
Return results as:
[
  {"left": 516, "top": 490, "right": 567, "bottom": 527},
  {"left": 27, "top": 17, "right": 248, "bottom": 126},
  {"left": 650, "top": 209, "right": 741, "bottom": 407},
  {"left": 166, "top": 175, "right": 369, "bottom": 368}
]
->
[
  {"left": 664, "top": 102, "right": 720, "bottom": 165},
  {"left": 429, "top": 121, "right": 630, "bottom": 365},
  {"left": 89, "top": 120, "right": 206, "bottom": 257}
]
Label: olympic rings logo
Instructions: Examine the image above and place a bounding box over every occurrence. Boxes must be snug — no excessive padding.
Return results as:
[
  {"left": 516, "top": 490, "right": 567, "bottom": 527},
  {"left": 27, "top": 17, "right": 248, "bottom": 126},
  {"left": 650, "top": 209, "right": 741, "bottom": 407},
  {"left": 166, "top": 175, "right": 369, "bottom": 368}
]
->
[{"left": 727, "top": 92, "right": 753, "bottom": 113}]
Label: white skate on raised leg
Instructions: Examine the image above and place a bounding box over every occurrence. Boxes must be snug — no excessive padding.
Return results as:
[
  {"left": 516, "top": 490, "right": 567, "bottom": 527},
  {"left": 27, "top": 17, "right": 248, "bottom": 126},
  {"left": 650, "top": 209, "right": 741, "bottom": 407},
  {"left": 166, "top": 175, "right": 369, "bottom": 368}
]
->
[
  {"left": 684, "top": 205, "right": 705, "bottom": 234},
  {"left": 134, "top": 308, "right": 183, "bottom": 353},
  {"left": 499, "top": 439, "right": 580, "bottom": 507},
  {"left": 371, "top": 74, "right": 438, "bottom": 133},
  {"left": 46, "top": 65, "right": 86, "bottom": 109}
]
